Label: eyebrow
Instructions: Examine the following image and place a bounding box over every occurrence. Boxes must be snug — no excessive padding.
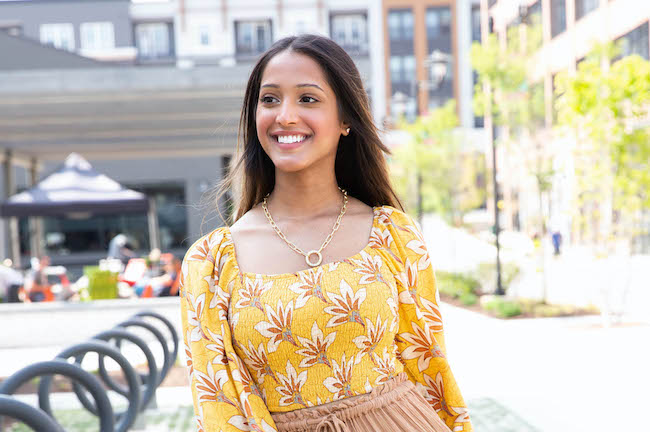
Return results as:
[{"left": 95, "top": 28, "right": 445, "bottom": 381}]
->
[{"left": 260, "top": 83, "right": 324, "bottom": 91}]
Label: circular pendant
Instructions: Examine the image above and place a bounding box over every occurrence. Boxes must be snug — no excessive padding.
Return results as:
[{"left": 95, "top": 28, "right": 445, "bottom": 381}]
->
[{"left": 305, "top": 250, "right": 323, "bottom": 267}]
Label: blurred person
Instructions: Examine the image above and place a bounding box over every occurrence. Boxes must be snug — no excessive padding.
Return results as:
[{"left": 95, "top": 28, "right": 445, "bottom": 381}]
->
[
  {"left": 150, "top": 257, "right": 181, "bottom": 297},
  {"left": 0, "top": 259, "right": 24, "bottom": 303},
  {"left": 552, "top": 231, "right": 563, "bottom": 256},
  {"left": 107, "top": 233, "right": 136, "bottom": 264},
  {"left": 28, "top": 256, "right": 51, "bottom": 302},
  {"left": 180, "top": 35, "right": 470, "bottom": 432},
  {"left": 147, "top": 247, "right": 163, "bottom": 277}
]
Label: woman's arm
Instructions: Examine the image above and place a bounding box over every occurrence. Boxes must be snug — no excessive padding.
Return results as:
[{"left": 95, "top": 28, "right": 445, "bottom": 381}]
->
[
  {"left": 180, "top": 230, "right": 278, "bottom": 432},
  {"left": 387, "top": 210, "right": 473, "bottom": 432}
]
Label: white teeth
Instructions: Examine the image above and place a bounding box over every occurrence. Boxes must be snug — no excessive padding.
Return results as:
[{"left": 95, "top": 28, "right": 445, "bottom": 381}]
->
[{"left": 277, "top": 135, "right": 307, "bottom": 144}]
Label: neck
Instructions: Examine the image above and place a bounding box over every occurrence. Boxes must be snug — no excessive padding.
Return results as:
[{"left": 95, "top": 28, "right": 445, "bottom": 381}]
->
[{"left": 268, "top": 167, "right": 342, "bottom": 219}]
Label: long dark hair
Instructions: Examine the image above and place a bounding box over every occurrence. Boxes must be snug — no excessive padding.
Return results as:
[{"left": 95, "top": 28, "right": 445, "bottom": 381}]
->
[{"left": 219, "top": 34, "right": 402, "bottom": 223}]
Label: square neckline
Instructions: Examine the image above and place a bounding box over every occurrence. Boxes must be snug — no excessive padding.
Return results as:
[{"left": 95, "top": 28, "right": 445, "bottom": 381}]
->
[{"left": 224, "top": 206, "right": 382, "bottom": 279}]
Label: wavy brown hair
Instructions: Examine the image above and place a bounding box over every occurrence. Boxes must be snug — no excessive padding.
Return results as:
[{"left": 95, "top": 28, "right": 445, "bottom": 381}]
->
[{"left": 217, "top": 34, "right": 402, "bottom": 223}]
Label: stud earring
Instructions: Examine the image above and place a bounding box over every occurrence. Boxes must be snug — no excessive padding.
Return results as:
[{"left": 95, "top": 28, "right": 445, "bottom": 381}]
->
[{"left": 345, "top": 127, "right": 351, "bottom": 135}]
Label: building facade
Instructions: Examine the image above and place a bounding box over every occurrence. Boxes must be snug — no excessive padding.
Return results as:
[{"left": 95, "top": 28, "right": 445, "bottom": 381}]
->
[
  {"left": 0, "top": 0, "right": 380, "bottom": 269},
  {"left": 482, "top": 0, "right": 650, "bottom": 242},
  {"left": 382, "top": 0, "right": 483, "bottom": 131},
  {"left": 0, "top": 0, "right": 138, "bottom": 63}
]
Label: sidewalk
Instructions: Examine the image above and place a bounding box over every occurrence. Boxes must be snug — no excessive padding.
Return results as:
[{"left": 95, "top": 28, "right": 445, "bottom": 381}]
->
[
  {"left": 442, "top": 302, "right": 650, "bottom": 432},
  {"left": 421, "top": 213, "right": 650, "bottom": 321}
]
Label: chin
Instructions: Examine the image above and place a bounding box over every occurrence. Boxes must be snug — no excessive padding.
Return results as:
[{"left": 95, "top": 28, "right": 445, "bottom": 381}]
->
[{"left": 270, "top": 156, "right": 313, "bottom": 173}]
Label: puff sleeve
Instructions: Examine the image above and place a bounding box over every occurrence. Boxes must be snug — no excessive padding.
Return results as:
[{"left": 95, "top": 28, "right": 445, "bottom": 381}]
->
[
  {"left": 180, "top": 228, "right": 278, "bottom": 432},
  {"left": 385, "top": 209, "right": 473, "bottom": 432}
]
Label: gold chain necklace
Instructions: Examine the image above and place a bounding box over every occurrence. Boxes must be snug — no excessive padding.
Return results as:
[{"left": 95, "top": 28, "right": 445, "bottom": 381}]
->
[{"left": 262, "top": 188, "right": 348, "bottom": 267}]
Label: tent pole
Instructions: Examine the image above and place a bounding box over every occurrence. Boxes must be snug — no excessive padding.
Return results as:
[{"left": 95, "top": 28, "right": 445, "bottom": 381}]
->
[
  {"left": 9, "top": 218, "right": 20, "bottom": 268},
  {"left": 147, "top": 197, "right": 160, "bottom": 251},
  {"left": 29, "top": 157, "right": 44, "bottom": 259},
  {"left": 3, "top": 150, "right": 20, "bottom": 267}
]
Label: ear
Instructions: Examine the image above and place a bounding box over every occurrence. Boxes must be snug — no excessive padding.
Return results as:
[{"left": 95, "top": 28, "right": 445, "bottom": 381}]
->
[{"left": 340, "top": 122, "right": 351, "bottom": 136}]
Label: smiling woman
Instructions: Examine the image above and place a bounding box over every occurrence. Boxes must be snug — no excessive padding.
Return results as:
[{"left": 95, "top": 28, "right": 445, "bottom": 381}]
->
[{"left": 180, "top": 34, "right": 472, "bottom": 432}]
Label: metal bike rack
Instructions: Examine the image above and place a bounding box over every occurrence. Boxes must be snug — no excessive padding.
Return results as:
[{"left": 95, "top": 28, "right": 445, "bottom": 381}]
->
[{"left": 0, "top": 309, "right": 178, "bottom": 432}]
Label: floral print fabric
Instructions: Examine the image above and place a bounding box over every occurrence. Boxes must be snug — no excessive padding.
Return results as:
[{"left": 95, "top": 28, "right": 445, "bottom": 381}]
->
[{"left": 180, "top": 206, "right": 472, "bottom": 431}]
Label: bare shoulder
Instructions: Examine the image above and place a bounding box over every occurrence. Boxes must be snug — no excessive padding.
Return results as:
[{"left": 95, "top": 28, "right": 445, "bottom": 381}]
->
[
  {"left": 345, "top": 196, "right": 375, "bottom": 220},
  {"left": 229, "top": 205, "right": 271, "bottom": 241},
  {"left": 340, "top": 197, "right": 375, "bottom": 234}
]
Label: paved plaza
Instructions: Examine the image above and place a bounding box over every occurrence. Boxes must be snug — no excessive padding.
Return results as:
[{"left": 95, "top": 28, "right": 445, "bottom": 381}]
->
[{"left": 4, "top": 300, "right": 647, "bottom": 431}]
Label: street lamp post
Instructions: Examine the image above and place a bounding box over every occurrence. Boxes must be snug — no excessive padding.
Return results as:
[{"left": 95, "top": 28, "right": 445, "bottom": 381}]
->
[
  {"left": 488, "top": 3, "right": 530, "bottom": 296},
  {"left": 492, "top": 123, "right": 504, "bottom": 295},
  {"left": 484, "top": 10, "right": 504, "bottom": 296},
  {"left": 413, "top": 50, "right": 451, "bottom": 224}
]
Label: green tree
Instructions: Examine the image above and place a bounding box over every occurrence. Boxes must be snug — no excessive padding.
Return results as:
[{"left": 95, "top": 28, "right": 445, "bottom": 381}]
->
[
  {"left": 471, "top": 18, "right": 550, "bottom": 300},
  {"left": 471, "top": 21, "right": 545, "bottom": 131},
  {"left": 390, "top": 100, "right": 484, "bottom": 225},
  {"left": 555, "top": 43, "right": 650, "bottom": 251}
]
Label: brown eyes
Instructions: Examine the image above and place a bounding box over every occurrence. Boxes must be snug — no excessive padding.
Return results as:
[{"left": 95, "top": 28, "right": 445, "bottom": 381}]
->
[
  {"left": 258, "top": 95, "right": 319, "bottom": 104},
  {"left": 259, "top": 96, "right": 277, "bottom": 104}
]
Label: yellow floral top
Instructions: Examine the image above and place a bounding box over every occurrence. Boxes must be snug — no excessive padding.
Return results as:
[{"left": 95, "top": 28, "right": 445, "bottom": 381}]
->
[{"left": 180, "top": 206, "right": 472, "bottom": 432}]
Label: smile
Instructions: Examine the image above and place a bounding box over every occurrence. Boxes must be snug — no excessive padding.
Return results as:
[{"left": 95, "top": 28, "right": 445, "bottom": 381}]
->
[{"left": 276, "top": 134, "right": 308, "bottom": 144}]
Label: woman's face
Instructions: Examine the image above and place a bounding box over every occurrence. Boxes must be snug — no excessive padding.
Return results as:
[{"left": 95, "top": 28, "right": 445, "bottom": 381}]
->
[{"left": 256, "top": 50, "right": 348, "bottom": 174}]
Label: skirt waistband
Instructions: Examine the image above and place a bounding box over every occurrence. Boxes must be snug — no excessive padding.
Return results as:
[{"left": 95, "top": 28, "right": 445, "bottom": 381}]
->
[{"left": 271, "top": 372, "right": 414, "bottom": 427}]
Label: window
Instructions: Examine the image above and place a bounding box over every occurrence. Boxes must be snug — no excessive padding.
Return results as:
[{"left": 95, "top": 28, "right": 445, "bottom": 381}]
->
[
  {"left": 0, "top": 23, "right": 22, "bottom": 37},
  {"left": 135, "top": 22, "right": 172, "bottom": 59},
  {"left": 551, "top": 0, "right": 567, "bottom": 37},
  {"left": 80, "top": 22, "right": 115, "bottom": 51},
  {"left": 235, "top": 20, "right": 272, "bottom": 56},
  {"left": 330, "top": 13, "right": 368, "bottom": 54},
  {"left": 39, "top": 23, "right": 75, "bottom": 51},
  {"left": 528, "top": 0, "right": 542, "bottom": 20},
  {"left": 21, "top": 213, "right": 148, "bottom": 256},
  {"left": 426, "top": 7, "right": 451, "bottom": 40},
  {"left": 425, "top": 6, "right": 453, "bottom": 111},
  {"left": 198, "top": 25, "right": 211, "bottom": 46},
  {"left": 427, "top": 6, "right": 452, "bottom": 54},
  {"left": 388, "top": 9, "right": 413, "bottom": 42},
  {"left": 575, "top": 0, "right": 599, "bottom": 21},
  {"left": 471, "top": 5, "right": 481, "bottom": 42},
  {"left": 527, "top": 1, "right": 542, "bottom": 50},
  {"left": 616, "top": 22, "right": 649, "bottom": 60},
  {"left": 389, "top": 55, "right": 415, "bottom": 85},
  {"left": 471, "top": 6, "right": 484, "bottom": 127},
  {"left": 127, "top": 183, "right": 188, "bottom": 250}
]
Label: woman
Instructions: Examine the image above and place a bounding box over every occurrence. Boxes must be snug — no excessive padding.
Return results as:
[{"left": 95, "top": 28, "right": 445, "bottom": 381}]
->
[{"left": 180, "top": 34, "right": 472, "bottom": 432}]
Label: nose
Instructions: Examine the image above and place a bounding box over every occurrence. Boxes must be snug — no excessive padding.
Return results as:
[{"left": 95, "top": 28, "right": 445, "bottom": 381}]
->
[{"left": 276, "top": 100, "right": 299, "bottom": 126}]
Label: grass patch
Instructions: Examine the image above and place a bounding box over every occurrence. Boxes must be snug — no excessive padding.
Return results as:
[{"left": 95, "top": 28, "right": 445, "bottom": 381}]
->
[{"left": 4, "top": 405, "right": 195, "bottom": 432}]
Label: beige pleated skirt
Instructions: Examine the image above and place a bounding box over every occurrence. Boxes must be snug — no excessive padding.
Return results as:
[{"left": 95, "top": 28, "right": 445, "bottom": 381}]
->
[{"left": 270, "top": 373, "right": 452, "bottom": 432}]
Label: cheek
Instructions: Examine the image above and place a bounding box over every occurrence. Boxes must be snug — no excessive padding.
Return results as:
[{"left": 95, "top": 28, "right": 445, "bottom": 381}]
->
[
  {"left": 256, "top": 110, "right": 278, "bottom": 151},
  {"left": 256, "top": 107, "right": 271, "bottom": 134}
]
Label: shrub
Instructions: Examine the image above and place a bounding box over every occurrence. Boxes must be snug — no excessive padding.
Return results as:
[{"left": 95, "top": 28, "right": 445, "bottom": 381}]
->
[
  {"left": 436, "top": 271, "right": 481, "bottom": 300},
  {"left": 483, "top": 297, "right": 522, "bottom": 318},
  {"left": 474, "top": 261, "right": 521, "bottom": 294},
  {"left": 459, "top": 292, "right": 478, "bottom": 306},
  {"left": 533, "top": 304, "right": 566, "bottom": 317}
]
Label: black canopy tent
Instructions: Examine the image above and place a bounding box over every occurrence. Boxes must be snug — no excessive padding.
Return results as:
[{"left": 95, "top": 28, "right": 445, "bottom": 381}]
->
[{"left": 0, "top": 153, "right": 159, "bottom": 265}]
